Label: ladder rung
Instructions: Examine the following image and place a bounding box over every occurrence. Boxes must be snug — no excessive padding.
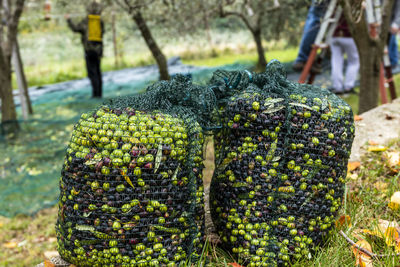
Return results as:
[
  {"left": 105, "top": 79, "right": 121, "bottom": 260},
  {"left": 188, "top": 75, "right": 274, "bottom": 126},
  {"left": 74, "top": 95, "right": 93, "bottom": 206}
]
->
[
  {"left": 325, "top": 18, "right": 337, "bottom": 23},
  {"left": 315, "top": 43, "right": 329, "bottom": 49}
]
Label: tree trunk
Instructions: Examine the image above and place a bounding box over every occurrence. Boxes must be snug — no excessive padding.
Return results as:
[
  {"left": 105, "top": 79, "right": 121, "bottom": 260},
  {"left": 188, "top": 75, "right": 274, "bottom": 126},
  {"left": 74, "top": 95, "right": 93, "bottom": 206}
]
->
[
  {"left": 132, "top": 11, "right": 169, "bottom": 80},
  {"left": 357, "top": 47, "right": 381, "bottom": 114},
  {"left": 201, "top": 2, "right": 213, "bottom": 48},
  {"left": 12, "top": 38, "right": 33, "bottom": 118},
  {"left": 252, "top": 29, "right": 267, "bottom": 71},
  {"left": 0, "top": 60, "right": 19, "bottom": 134},
  {"left": 111, "top": 10, "right": 119, "bottom": 69}
]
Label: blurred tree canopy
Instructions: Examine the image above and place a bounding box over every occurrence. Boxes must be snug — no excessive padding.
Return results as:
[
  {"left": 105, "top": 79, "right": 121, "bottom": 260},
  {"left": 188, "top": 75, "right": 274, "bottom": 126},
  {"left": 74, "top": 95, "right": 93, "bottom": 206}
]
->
[
  {"left": 218, "top": 0, "right": 308, "bottom": 70},
  {"left": 45, "top": 0, "right": 308, "bottom": 73}
]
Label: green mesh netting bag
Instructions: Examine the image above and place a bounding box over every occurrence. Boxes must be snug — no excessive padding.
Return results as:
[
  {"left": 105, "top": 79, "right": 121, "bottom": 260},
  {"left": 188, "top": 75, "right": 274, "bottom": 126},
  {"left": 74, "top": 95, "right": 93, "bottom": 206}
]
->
[
  {"left": 56, "top": 75, "right": 211, "bottom": 266},
  {"left": 209, "top": 61, "right": 355, "bottom": 266}
]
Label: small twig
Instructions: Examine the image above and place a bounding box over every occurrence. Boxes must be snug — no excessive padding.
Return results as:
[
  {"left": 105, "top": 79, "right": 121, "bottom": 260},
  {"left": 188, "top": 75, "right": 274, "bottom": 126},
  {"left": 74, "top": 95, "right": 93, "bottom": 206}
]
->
[{"left": 339, "top": 230, "right": 400, "bottom": 258}]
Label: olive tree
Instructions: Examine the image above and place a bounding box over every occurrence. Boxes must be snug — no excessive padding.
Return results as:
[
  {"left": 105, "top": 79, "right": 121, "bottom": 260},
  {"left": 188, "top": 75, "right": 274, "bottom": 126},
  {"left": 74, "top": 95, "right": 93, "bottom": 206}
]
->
[
  {"left": 341, "top": 0, "right": 394, "bottom": 113},
  {"left": 0, "top": 0, "right": 25, "bottom": 135},
  {"left": 218, "top": 0, "right": 281, "bottom": 71},
  {"left": 115, "top": 0, "right": 169, "bottom": 80}
]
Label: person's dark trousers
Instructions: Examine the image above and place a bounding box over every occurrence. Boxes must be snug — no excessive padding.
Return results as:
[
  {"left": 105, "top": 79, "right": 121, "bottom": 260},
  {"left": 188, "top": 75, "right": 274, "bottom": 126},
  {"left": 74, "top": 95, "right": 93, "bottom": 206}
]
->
[
  {"left": 294, "top": 0, "right": 328, "bottom": 64},
  {"left": 388, "top": 33, "right": 399, "bottom": 67},
  {"left": 85, "top": 50, "right": 102, "bottom": 98}
]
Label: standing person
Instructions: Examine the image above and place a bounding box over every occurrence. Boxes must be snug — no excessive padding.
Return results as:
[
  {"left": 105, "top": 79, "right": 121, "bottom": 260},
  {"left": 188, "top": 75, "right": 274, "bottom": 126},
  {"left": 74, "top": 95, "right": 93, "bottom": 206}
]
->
[
  {"left": 388, "top": 0, "right": 400, "bottom": 67},
  {"left": 329, "top": 15, "right": 359, "bottom": 94},
  {"left": 65, "top": 1, "right": 104, "bottom": 98},
  {"left": 292, "top": 0, "right": 329, "bottom": 72}
]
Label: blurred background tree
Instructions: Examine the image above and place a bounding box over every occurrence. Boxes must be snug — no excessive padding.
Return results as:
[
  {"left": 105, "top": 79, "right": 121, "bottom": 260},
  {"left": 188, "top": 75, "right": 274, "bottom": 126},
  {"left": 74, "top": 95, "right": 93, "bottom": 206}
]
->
[
  {"left": 218, "top": 0, "right": 308, "bottom": 71},
  {"left": 114, "top": 0, "right": 170, "bottom": 80},
  {"left": 341, "top": 0, "right": 394, "bottom": 113},
  {"left": 0, "top": 0, "right": 25, "bottom": 135}
]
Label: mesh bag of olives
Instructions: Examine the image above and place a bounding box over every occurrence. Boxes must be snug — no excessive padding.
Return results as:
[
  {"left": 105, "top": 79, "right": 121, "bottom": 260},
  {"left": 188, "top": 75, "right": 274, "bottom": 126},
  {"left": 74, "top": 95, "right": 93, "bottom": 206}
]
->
[
  {"left": 56, "top": 75, "right": 211, "bottom": 266},
  {"left": 209, "top": 61, "right": 355, "bottom": 266}
]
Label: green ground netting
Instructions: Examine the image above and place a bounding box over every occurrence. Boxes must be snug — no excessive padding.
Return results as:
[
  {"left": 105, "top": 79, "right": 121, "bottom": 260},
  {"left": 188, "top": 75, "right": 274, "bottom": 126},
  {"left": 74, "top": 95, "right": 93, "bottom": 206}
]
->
[{"left": 0, "top": 62, "right": 250, "bottom": 218}]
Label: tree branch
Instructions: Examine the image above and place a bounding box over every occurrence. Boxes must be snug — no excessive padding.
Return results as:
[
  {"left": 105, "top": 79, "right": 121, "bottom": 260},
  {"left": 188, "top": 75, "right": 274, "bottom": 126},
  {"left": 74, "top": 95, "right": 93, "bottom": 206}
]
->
[
  {"left": 222, "top": 10, "right": 254, "bottom": 32},
  {"left": 7, "top": 0, "right": 23, "bottom": 38},
  {"left": 340, "top": 0, "right": 372, "bottom": 44},
  {"left": 7, "top": 0, "right": 24, "bottom": 50},
  {"left": 340, "top": 230, "right": 400, "bottom": 258},
  {"left": 380, "top": 0, "right": 395, "bottom": 42},
  {"left": 340, "top": 0, "right": 355, "bottom": 25},
  {"left": 0, "top": 0, "right": 3, "bottom": 45},
  {"left": 266, "top": 0, "right": 280, "bottom": 12},
  {"left": 219, "top": 0, "right": 255, "bottom": 32}
]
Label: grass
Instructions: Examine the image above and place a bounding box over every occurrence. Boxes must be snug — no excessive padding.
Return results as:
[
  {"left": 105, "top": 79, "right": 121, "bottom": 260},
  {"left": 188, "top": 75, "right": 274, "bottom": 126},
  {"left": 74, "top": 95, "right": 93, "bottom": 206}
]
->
[
  {"left": 18, "top": 46, "right": 298, "bottom": 89},
  {"left": 182, "top": 47, "right": 298, "bottom": 67},
  {"left": 1, "top": 139, "right": 400, "bottom": 266},
  {"left": 15, "top": 45, "right": 297, "bottom": 89},
  {"left": 0, "top": 208, "right": 58, "bottom": 266},
  {"left": 342, "top": 73, "right": 400, "bottom": 115},
  {"left": 18, "top": 54, "right": 156, "bottom": 88}
]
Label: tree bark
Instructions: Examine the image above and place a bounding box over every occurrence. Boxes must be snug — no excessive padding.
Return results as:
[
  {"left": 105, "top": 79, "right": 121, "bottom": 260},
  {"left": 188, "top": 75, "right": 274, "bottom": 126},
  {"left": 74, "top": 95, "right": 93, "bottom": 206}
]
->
[
  {"left": 201, "top": 1, "right": 213, "bottom": 48},
  {"left": 12, "top": 38, "right": 32, "bottom": 118},
  {"left": 340, "top": 0, "right": 393, "bottom": 113},
  {"left": 252, "top": 28, "right": 267, "bottom": 71},
  {"left": 0, "top": 58, "right": 19, "bottom": 134},
  {"left": 111, "top": 10, "right": 119, "bottom": 68},
  {"left": 357, "top": 47, "right": 381, "bottom": 113},
  {"left": 0, "top": 0, "right": 25, "bottom": 135},
  {"left": 132, "top": 11, "right": 169, "bottom": 80}
]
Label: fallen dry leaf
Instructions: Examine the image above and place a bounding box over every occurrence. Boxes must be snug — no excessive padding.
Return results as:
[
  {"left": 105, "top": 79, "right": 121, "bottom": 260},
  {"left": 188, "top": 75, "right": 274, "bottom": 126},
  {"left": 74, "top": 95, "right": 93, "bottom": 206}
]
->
[
  {"left": 385, "top": 113, "right": 395, "bottom": 120},
  {"left": 384, "top": 151, "right": 400, "bottom": 173},
  {"left": 361, "top": 220, "right": 400, "bottom": 249},
  {"left": 44, "top": 259, "right": 55, "bottom": 267},
  {"left": 352, "top": 229, "right": 370, "bottom": 240},
  {"left": 336, "top": 215, "right": 352, "bottom": 230},
  {"left": 368, "top": 140, "right": 379, "bottom": 146},
  {"left": 348, "top": 162, "right": 361, "bottom": 172},
  {"left": 373, "top": 220, "right": 400, "bottom": 247},
  {"left": 388, "top": 192, "right": 400, "bottom": 211},
  {"left": 354, "top": 115, "right": 363, "bottom": 121},
  {"left": 347, "top": 172, "right": 359, "bottom": 180},
  {"left": 17, "top": 240, "right": 27, "bottom": 247},
  {"left": 368, "top": 145, "right": 387, "bottom": 152},
  {"left": 352, "top": 239, "right": 373, "bottom": 267},
  {"left": 44, "top": 250, "right": 59, "bottom": 260},
  {"left": 3, "top": 241, "right": 18, "bottom": 249}
]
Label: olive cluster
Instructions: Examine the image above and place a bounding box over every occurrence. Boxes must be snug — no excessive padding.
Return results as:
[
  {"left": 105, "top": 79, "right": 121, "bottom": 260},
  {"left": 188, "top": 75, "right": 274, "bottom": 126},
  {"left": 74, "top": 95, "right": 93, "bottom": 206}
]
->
[
  {"left": 56, "top": 106, "right": 205, "bottom": 266},
  {"left": 211, "top": 91, "right": 354, "bottom": 266}
]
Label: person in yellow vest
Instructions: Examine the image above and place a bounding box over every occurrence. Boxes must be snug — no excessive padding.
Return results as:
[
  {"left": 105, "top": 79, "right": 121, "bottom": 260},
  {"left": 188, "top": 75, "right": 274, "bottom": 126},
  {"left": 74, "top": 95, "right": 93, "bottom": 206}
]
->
[{"left": 65, "top": 1, "right": 104, "bottom": 98}]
